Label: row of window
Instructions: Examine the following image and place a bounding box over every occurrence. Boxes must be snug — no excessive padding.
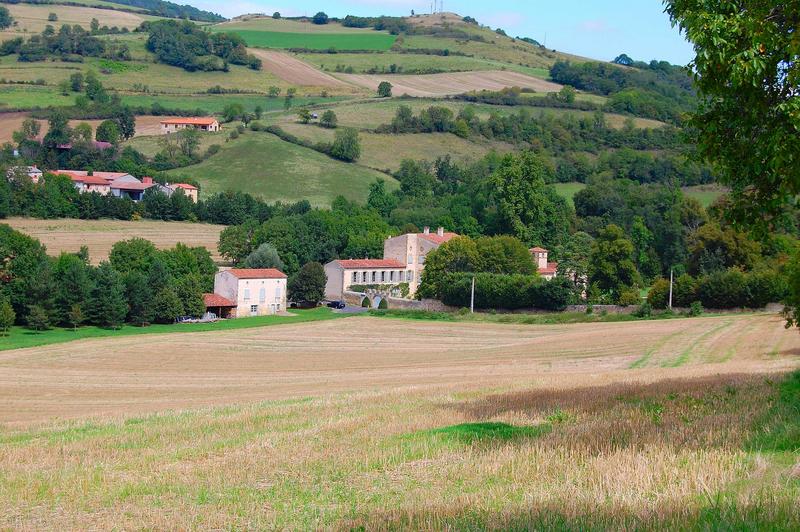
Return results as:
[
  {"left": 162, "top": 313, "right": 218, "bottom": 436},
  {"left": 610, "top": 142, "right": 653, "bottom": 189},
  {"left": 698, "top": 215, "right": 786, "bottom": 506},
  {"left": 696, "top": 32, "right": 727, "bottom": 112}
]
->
[
  {"left": 243, "top": 286, "right": 282, "bottom": 302},
  {"left": 249, "top": 304, "right": 281, "bottom": 315},
  {"left": 407, "top": 255, "right": 426, "bottom": 264},
  {"left": 351, "top": 270, "right": 413, "bottom": 284}
]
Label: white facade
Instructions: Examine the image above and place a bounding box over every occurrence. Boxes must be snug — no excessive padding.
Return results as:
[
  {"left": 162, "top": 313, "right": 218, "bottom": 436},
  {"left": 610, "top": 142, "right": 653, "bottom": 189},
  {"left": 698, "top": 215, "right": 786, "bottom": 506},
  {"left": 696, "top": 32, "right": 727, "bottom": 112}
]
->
[
  {"left": 324, "top": 259, "right": 410, "bottom": 301},
  {"left": 213, "top": 269, "right": 287, "bottom": 317},
  {"left": 383, "top": 227, "right": 458, "bottom": 296}
]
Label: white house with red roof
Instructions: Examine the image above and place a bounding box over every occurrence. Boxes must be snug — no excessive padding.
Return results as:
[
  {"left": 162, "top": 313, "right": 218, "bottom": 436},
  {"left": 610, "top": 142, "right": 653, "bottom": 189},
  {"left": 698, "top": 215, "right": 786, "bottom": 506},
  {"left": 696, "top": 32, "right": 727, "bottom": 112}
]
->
[
  {"left": 160, "top": 117, "right": 220, "bottom": 133},
  {"left": 530, "top": 247, "right": 559, "bottom": 280},
  {"left": 206, "top": 268, "right": 287, "bottom": 318}
]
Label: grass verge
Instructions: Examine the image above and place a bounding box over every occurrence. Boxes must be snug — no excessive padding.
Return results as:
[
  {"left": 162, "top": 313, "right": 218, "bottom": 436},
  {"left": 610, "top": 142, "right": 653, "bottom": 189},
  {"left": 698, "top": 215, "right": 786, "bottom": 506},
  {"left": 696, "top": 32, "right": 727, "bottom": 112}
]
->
[{"left": 0, "top": 307, "right": 344, "bottom": 352}]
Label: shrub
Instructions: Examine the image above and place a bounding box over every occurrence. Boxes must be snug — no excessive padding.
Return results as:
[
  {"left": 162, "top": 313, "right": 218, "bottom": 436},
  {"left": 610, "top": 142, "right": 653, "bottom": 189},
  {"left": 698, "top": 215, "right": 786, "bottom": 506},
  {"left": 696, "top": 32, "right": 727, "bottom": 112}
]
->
[
  {"left": 530, "top": 277, "right": 576, "bottom": 311},
  {"left": 618, "top": 289, "right": 641, "bottom": 307},
  {"left": 673, "top": 274, "right": 699, "bottom": 307},
  {"left": 744, "top": 270, "right": 788, "bottom": 308},
  {"left": 689, "top": 301, "right": 703, "bottom": 317},
  {"left": 697, "top": 268, "right": 747, "bottom": 309},
  {"left": 441, "top": 273, "right": 538, "bottom": 310},
  {"left": 633, "top": 301, "right": 652, "bottom": 318},
  {"left": 647, "top": 278, "right": 670, "bottom": 309}
]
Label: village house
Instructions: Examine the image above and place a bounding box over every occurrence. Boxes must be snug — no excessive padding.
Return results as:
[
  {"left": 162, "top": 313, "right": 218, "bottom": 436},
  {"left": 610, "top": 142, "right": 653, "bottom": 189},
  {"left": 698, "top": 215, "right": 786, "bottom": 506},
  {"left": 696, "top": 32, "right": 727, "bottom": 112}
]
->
[
  {"left": 383, "top": 226, "right": 459, "bottom": 295},
  {"left": 530, "top": 247, "right": 559, "bottom": 280},
  {"left": 324, "top": 227, "right": 459, "bottom": 300},
  {"left": 324, "top": 259, "right": 410, "bottom": 301},
  {"left": 49, "top": 171, "right": 198, "bottom": 202},
  {"left": 160, "top": 117, "right": 220, "bottom": 134},
  {"left": 6, "top": 166, "right": 43, "bottom": 184},
  {"left": 204, "top": 268, "right": 287, "bottom": 318}
]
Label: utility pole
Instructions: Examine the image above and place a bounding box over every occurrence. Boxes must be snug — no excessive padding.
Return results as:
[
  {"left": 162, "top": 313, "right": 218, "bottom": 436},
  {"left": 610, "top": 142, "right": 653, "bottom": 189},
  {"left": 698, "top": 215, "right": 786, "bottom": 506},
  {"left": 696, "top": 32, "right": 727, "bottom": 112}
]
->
[
  {"left": 470, "top": 276, "right": 475, "bottom": 314},
  {"left": 668, "top": 268, "right": 674, "bottom": 310}
]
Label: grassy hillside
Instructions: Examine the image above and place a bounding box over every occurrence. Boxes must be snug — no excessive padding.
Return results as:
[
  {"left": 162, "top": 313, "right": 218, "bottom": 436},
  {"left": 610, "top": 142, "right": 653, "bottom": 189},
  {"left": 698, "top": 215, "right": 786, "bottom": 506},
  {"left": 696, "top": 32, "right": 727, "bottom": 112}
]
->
[{"left": 165, "top": 132, "right": 397, "bottom": 206}]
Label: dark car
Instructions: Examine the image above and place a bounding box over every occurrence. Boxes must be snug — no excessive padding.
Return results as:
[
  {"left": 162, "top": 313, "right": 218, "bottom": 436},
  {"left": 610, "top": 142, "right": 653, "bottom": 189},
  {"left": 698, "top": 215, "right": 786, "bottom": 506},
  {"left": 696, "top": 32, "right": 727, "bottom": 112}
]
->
[{"left": 327, "top": 300, "right": 346, "bottom": 309}]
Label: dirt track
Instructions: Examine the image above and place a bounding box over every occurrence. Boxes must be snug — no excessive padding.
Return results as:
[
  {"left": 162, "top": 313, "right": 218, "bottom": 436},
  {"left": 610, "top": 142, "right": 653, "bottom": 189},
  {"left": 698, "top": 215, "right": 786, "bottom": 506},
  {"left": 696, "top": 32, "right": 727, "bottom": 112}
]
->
[
  {"left": 0, "top": 314, "right": 796, "bottom": 425},
  {"left": 248, "top": 49, "right": 351, "bottom": 87},
  {"left": 339, "top": 70, "right": 563, "bottom": 97}
]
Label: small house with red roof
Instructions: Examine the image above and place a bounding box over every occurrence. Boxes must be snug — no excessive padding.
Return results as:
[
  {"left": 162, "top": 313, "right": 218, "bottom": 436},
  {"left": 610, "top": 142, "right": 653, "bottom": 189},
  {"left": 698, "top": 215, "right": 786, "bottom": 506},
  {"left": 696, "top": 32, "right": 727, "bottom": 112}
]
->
[
  {"left": 207, "top": 268, "right": 287, "bottom": 318},
  {"left": 160, "top": 117, "right": 220, "bottom": 133},
  {"left": 530, "top": 247, "right": 559, "bottom": 280}
]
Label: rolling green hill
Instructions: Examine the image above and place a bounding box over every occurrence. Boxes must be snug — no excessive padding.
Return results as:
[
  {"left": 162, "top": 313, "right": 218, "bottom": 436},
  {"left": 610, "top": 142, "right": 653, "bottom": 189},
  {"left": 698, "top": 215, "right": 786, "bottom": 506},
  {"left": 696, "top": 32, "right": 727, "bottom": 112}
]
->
[{"left": 164, "top": 132, "right": 397, "bottom": 206}]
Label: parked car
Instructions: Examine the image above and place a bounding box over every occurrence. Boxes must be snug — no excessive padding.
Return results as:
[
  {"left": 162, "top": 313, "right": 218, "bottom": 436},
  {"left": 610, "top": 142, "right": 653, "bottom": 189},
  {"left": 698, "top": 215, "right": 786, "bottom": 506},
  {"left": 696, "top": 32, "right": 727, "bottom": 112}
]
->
[{"left": 327, "top": 300, "right": 346, "bottom": 309}]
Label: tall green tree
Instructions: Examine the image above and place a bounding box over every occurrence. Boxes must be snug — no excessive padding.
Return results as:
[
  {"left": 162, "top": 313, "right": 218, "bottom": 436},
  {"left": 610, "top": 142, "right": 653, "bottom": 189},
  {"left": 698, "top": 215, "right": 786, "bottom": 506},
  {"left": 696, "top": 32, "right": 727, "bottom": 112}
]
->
[
  {"left": 110, "top": 238, "right": 158, "bottom": 275},
  {"left": 53, "top": 253, "right": 92, "bottom": 326},
  {"left": 377, "top": 81, "right": 393, "bottom": 98},
  {"left": 665, "top": 1, "right": 799, "bottom": 226},
  {"left": 588, "top": 224, "right": 640, "bottom": 301},
  {"left": 242, "top": 243, "right": 285, "bottom": 270},
  {"left": 151, "top": 286, "right": 182, "bottom": 323},
  {"left": 417, "top": 237, "right": 481, "bottom": 300},
  {"left": 475, "top": 235, "right": 536, "bottom": 275},
  {"left": 0, "top": 6, "right": 13, "bottom": 29},
  {"left": 0, "top": 298, "right": 15, "bottom": 335},
  {"left": 330, "top": 128, "right": 361, "bottom": 162},
  {"left": 88, "top": 262, "right": 128, "bottom": 328},
  {"left": 556, "top": 231, "right": 593, "bottom": 292},
  {"left": 288, "top": 262, "right": 326, "bottom": 305},
  {"left": 491, "top": 151, "right": 572, "bottom": 249}
]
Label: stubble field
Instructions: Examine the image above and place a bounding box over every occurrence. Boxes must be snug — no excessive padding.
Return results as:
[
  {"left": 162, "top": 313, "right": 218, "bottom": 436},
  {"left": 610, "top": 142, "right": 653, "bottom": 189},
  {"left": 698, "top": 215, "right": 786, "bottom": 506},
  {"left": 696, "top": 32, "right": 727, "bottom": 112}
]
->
[
  {"left": 4, "top": 218, "right": 225, "bottom": 263},
  {"left": 1, "top": 313, "right": 798, "bottom": 528}
]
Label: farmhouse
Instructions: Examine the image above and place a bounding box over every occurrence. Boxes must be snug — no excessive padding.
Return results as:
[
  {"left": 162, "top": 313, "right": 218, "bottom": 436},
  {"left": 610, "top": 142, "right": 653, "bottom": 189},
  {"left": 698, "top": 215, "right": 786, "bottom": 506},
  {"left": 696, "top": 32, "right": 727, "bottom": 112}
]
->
[
  {"left": 160, "top": 118, "right": 220, "bottom": 133},
  {"left": 6, "top": 166, "right": 43, "bottom": 184},
  {"left": 324, "top": 259, "right": 409, "bottom": 301},
  {"left": 205, "top": 268, "right": 288, "bottom": 318},
  {"left": 530, "top": 247, "right": 558, "bottom": 280},
  {"left": 50, "top": 171, "right": 199, "bottom": 202},
  {"left": 324, "top": 227, "right": 458, "bottom": 300},
  {"left": 384, "top": 226, "right": 459, "bottom": 295}
]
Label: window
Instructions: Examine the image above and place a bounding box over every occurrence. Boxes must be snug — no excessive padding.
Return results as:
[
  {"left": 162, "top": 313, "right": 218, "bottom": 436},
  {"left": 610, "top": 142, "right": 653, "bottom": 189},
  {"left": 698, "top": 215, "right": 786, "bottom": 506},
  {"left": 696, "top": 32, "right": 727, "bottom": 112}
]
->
[
  {"left": 419, "top": 255, "right": 426, "bottom": 264},
  {"left": 352, "top": 272, "right": 358, "bottom": 282},
  {"left": 362, "top": 272, "right": 368, "bottom": 283},
  {"left": 407, "top": 270, "right": 414, "bottom": 282},
  {"left": 275, "top": 285, "right": 282, "bottom": 299},
  {"left": 381, "top": 271, "right": 386, "bottom": 282},
  {"left": 259, "top": 287, "right": 266, "bottom": 303},
  {"left": 371, "top": 271, "right": 376, "bottom": 282},
  {"left": 407, "top": 255, "right": 413, "bottom": 264},
  {"left": 244, "top": 288, "right": 251, "bottom": 301},
  {"left": 390, "top": 271, "right": 395, "bottom": 282}
]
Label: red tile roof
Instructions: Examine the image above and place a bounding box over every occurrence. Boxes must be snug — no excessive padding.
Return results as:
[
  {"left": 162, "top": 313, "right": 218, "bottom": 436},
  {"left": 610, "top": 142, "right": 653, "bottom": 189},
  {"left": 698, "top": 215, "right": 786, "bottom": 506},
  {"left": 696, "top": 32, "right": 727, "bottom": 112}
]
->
[
  {"left": 111, "top": 181, "right": 153, "bottom": 191},
  {"left": 204, "top": 293, "right": 236, "bottom": 307},
  {"left": 539, "top": 262, "right": 559, "bottom": 275},
  {"left": 334, "top": 259, "right": 406, "bottom": 269},
  {"left": 172, "top": 183, "right": 198, "bottom": 191},
  {"left": 419, "top": 232, "right": 459, "bottom": 244},
  {"left": 53, "top": 171, "right": 113, "bottom": 185},
  {"left": 530, "top": 247, "right": 548, "bottom": 253},
  {"left": 225, "top": 268, "right": 287, "bottom": 279},
  {"left": 161, "top": 118, "right": 218, "bottom": 126}
]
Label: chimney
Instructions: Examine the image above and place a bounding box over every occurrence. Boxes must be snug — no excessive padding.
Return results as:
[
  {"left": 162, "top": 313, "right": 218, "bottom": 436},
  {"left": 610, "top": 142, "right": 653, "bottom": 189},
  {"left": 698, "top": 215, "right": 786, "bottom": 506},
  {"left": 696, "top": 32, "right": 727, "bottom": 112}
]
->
[
  {"left": 423, "top": 226, "right": 430, "bottom": 234},
  {"left": 437, "top": 227, "right": 444, "bottom": 237},
  {"left": 142, "top": 176, "right": 153, "bottom": 185}
]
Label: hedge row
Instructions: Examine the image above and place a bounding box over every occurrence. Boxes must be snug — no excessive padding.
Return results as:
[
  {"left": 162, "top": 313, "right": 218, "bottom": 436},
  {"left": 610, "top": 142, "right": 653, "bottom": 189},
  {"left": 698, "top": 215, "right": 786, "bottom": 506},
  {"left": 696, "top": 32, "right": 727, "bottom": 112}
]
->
[
  {"left": 440, "top": 273, "right": 577, "bottom": 311},
  {"left": 647, "top": 269, "right": 787, "bottom": 310}
]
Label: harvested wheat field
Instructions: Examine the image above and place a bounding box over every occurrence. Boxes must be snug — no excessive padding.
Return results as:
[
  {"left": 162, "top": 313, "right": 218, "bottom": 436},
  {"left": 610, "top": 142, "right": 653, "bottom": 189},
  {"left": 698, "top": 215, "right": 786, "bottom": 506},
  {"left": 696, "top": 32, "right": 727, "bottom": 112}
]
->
[
  {"left": 0, "top": 113, "right": 175, "bottom": 144},
  {"left": 248, "top": 49, "right": 354, "bottom": 89},
  {"left": 339, "top": 70, "right": 563, "bottom": 97},
  {"left": 1, "top": 314, "right": 798, "bottom": 529},
  {"left": 4, "top": 217, "right": 224, "bottom": 263}
]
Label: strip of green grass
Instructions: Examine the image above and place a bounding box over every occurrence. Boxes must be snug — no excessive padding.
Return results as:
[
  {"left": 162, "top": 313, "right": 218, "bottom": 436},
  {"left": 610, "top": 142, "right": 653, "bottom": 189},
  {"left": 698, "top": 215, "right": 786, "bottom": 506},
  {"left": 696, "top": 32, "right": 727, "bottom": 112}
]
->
[
  {"left": 223, "top": 30, "right": 397, "bottom": 51},
  {"left": 0, "top": 308, "right": 344, "bottom": 352},
  {"left": 119, "top": 94, "right": 349, "bottom": 114}
]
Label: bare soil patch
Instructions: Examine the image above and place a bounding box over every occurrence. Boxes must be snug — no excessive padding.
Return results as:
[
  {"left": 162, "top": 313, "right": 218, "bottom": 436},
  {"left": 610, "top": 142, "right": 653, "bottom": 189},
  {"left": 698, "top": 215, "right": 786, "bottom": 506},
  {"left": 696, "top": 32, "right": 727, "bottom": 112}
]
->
[
  {"left": 247, "top": 49, "right": 353, "bottom": 88},
  {"left": 0, "top": 314, "right": 795, "bottom": 426},
  {"left": 4, "top": 217, "right": 224, "bottom": 264},
  {"left": 339, "top": 70, "right": 563, "bottom": 97}
]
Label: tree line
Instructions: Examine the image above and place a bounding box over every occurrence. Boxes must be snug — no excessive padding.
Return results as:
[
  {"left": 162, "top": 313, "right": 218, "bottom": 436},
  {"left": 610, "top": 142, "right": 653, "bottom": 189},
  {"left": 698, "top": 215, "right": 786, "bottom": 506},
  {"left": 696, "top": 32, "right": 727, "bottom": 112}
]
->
[{"left": 0, "top": 227, "right": 215, "bottom": 331}]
